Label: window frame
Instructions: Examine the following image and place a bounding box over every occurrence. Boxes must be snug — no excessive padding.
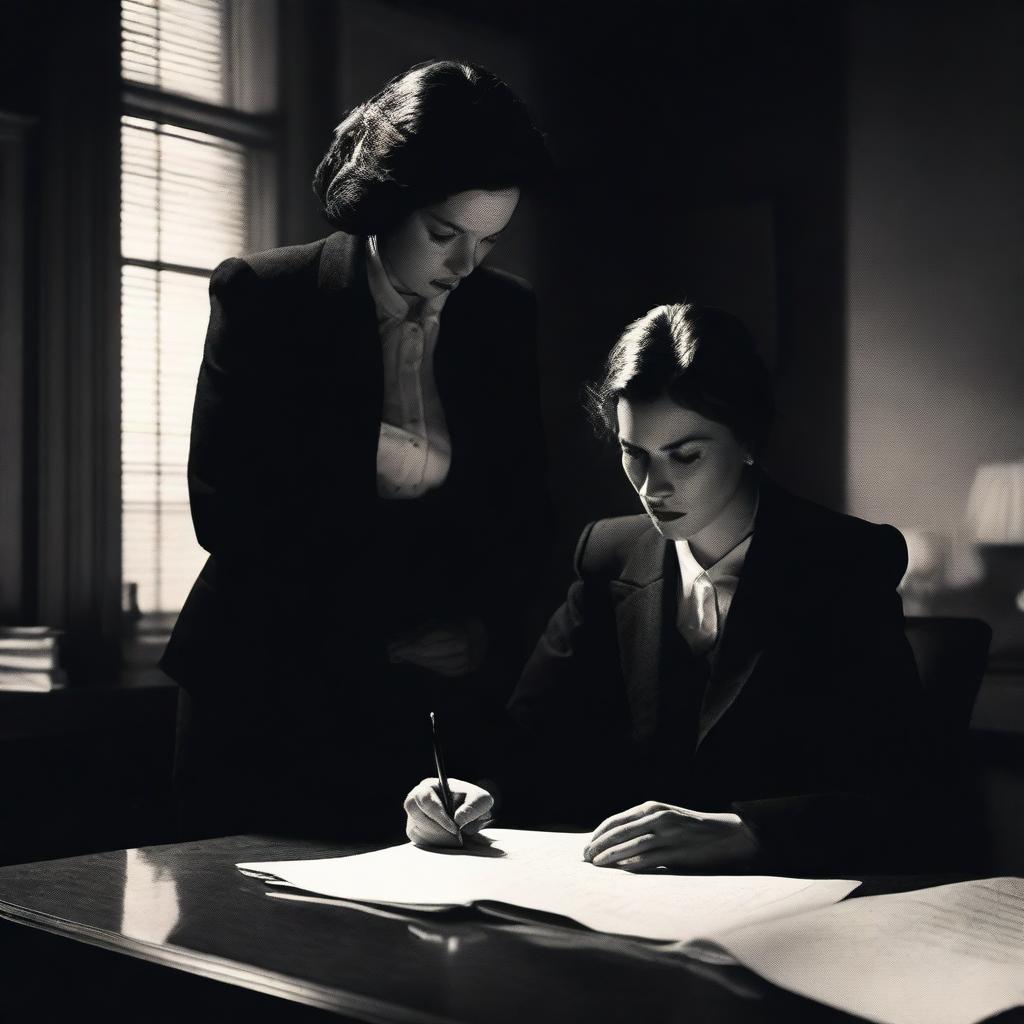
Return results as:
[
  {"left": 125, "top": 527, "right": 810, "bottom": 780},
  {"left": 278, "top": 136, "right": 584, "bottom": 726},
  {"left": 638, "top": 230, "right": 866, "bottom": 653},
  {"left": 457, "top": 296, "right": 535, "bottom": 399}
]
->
[{"left": 118, "top": 1, "right": 282, "bottom": 659}]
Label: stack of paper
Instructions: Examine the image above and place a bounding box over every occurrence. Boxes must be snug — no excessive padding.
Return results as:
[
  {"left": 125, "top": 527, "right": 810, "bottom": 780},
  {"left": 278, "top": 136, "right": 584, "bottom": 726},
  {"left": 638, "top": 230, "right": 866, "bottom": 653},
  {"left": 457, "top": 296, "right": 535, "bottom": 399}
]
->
[
  {"left": 0, "top": 627, "right": 66, "bottom": 691},
  {"left": 239, "top": 828, "right": 858, "bottom": 944},
  {"left": 704, "top": 876, "right": 1024, "bottom": 1024}
]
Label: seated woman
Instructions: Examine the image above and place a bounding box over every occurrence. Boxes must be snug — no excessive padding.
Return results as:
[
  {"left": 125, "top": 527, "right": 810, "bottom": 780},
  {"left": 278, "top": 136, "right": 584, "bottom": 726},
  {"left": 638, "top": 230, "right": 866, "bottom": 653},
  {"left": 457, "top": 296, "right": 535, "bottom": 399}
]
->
[{"left": 404, "top": 302, "right": 928, "bottom": 875}]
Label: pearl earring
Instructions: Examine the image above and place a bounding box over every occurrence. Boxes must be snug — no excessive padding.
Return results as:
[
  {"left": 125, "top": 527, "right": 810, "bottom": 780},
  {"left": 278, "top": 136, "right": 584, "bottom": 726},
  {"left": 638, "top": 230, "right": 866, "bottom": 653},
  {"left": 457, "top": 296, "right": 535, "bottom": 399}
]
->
[{"left": 744, "top": 454, "right": 754, "bottom": 466}]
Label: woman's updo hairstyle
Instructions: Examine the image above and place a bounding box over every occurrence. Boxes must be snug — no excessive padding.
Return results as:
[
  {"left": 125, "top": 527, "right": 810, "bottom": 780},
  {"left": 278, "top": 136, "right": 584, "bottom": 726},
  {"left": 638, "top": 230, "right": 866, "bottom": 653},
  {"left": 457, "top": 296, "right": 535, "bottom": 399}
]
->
[
  {"left": 312, "top": 60, "right": 552, "bottom": 236},
  {"left": 586, "top": 303, "right": 775, "bottom": 456}
]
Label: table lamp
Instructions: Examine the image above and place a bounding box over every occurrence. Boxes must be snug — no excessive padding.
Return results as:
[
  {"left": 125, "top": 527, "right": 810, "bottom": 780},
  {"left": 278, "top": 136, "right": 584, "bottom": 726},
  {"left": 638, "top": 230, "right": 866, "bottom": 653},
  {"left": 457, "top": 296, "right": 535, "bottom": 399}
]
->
[
  {"left": 968, "top": 460, "right": 1024, "bottom": 548},
  {"left": 966, "top": 459, "right": 1024, "bottom": 662}
]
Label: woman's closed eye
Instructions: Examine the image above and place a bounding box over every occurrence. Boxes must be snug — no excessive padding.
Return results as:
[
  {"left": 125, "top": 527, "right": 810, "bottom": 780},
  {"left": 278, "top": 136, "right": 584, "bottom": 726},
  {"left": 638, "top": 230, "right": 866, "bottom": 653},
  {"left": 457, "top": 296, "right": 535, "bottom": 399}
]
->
[
  {"left": 671, "top": 451, "right": 701, "bottom": 465},
  {"left": 427, "top": 230, "right": 501, "bottom": 251}
]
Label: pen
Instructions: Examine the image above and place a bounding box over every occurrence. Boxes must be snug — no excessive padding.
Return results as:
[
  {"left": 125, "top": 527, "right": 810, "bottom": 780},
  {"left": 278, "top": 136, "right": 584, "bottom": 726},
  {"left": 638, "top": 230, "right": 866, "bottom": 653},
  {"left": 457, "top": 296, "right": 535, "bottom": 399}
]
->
[{"left": 429, "top": 711, "right": 463, "bottom": 845}]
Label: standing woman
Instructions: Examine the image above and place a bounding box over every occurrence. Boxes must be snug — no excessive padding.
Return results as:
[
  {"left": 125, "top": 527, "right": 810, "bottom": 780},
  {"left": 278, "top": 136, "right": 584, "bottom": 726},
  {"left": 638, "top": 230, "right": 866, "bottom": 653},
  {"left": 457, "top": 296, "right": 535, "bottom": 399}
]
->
[{"left": 162, "top": 61, "right": 553, "bottom": 839}]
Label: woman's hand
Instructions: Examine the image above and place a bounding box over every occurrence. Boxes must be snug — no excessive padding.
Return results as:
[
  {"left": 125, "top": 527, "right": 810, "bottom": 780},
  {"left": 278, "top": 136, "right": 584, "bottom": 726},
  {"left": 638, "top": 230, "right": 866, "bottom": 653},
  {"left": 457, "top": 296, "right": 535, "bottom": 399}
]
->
[
  {"left": 404, "top": 777, "right": 494, "bottom": 847},
  {"left": 582, "top": 801, "right": 761, "bottom": 872},
  {"left": 387, "top": 618, "right": 487, "bottom": 678}
]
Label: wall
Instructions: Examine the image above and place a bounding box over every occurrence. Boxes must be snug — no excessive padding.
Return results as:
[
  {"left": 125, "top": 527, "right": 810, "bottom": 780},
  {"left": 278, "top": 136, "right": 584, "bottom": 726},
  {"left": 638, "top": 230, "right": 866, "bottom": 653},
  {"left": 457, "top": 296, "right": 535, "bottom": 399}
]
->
[
  {"left": 526, "top": 3, "right": 848, "bottom": 611},
  {"left": 846, "top": 1, "right": 1024, "bottom": 533},
  {"left": 0, "top": 2, "right": 45, "bottom": 623}
]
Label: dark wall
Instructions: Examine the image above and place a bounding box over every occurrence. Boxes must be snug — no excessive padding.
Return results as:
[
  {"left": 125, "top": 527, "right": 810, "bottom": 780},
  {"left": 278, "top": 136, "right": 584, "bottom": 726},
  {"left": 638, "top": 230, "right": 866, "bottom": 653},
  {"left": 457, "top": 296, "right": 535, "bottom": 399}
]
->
[
  {"left": 525, "top": 2, "right": 847, "bottom": 609},
  {"left": 0, "top": 1, "right": 46, "bottom": 118},
  {"left": 0, "top": 0, "right": 47, "bottom": 624}
]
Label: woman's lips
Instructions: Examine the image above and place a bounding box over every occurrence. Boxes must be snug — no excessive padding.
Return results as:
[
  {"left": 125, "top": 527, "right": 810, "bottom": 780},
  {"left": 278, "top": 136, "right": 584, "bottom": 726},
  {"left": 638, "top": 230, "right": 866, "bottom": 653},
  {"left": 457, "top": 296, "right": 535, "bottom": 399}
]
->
[{"left": 649, "top": 508, "right": 685, "bottom": 522}]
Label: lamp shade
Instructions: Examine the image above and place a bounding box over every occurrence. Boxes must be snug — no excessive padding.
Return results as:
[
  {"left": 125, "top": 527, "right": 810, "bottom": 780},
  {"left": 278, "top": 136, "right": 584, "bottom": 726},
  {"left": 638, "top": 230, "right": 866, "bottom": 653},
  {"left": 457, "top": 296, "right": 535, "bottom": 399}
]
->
[{"left": 967, "top": 460, "right": 1024, "bottom": 543}]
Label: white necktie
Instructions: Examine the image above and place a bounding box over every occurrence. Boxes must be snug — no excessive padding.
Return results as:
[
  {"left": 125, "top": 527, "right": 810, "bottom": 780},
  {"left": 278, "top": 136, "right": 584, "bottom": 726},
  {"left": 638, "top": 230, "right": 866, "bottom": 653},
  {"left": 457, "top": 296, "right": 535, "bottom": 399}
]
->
[{"left": 685, "top": 571, "right": 719, "bottom": 655}]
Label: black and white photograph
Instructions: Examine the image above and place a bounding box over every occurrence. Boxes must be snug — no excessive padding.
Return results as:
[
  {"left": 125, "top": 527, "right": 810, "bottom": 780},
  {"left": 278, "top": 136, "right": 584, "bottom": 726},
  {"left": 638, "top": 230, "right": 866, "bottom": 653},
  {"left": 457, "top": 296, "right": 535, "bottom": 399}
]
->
[{"left": 0, "top": 0, "right": 1022, "bottom": 1020}]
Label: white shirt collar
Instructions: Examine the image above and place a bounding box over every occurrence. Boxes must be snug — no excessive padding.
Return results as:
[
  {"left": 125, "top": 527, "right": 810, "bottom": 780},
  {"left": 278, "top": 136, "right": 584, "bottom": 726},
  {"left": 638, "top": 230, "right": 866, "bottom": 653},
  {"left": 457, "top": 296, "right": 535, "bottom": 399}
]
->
[
  {"left": 674, "top": 533, "right": 754, "bottom": 601},
  {"left": 365, "top": 235, "right": 449, "bottom": 324}
]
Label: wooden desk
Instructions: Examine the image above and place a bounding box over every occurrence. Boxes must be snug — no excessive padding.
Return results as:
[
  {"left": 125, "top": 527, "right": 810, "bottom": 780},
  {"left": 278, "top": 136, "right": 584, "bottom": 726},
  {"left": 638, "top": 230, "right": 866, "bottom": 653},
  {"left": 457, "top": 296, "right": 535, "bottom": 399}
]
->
[{"left": 0, "top": 835, "right": 1012, "bottom": 1024}]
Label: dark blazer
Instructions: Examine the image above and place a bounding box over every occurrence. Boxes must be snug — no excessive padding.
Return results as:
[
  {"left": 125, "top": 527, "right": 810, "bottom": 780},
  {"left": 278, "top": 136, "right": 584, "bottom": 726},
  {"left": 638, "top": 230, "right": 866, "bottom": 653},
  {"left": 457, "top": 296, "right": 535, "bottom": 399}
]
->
[
  {"left": 501, "top": 479, "right": 930, "bottom": 874},
  {"left": 161, "top": 232, "right": 550, "bottom": 834}
]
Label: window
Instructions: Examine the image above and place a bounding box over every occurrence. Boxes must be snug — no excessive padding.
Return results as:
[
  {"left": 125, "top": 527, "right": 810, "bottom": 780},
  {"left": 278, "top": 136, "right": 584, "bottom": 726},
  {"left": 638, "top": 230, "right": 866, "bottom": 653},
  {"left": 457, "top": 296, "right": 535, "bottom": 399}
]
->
[{"left": 119, "top": 0, "right": 278, "bottom": 629}]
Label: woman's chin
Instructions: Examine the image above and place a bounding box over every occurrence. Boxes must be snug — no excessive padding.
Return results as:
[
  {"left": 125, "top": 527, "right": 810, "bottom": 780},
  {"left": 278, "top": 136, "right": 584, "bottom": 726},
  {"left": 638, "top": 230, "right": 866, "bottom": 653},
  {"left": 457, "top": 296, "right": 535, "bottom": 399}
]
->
[{"left": 648, "top": 516, "right": 690, "bottom": 540}]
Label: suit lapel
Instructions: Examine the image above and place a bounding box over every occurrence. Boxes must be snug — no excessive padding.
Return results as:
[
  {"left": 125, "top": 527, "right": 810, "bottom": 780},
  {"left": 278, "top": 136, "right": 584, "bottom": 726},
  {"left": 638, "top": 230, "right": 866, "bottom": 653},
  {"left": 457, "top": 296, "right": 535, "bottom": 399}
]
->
[
  {"left": 317, "top": 231, "right": 379, "bottom": 340},
  {"left": 695, "top": 583, "right": 765, "bottom": 750},
  {"left": 316, "top": 232, "right": 384, "bottom": 484},
  {"left": 612, "top": 528, "right": 674, "bottom": 741},
  {"left": 433, "top": 278, "right": 475, "bottom": 477},
  {"left": 695, "top": 480, "right": 787, "bottom": 749}
]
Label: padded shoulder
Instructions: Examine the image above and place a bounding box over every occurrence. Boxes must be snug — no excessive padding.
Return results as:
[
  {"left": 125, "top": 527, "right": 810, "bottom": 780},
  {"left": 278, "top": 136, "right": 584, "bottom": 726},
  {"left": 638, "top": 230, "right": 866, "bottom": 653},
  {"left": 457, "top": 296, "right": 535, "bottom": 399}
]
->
[
  {"left": 862, "top": 521, "right": 909, "bottom": 588},
  {"left": 768, "top": 485, "right": 909, "bottom": 588},
  {"left": 239, "top": 238, "right": 328, "bottom": 281},
  {"left": 208, "top": 255, "right": 257, "bottom": 296},
  {"left": 207, "top": 239, "right": 329, "bottom": 301}
]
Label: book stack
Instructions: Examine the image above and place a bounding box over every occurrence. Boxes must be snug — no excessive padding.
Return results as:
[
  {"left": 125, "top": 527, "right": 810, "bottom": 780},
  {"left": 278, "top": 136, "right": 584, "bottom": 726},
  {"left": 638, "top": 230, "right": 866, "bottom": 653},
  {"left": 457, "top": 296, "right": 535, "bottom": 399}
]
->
[{"left": 0, "top": 627, "right": 68, "bottom": 691}]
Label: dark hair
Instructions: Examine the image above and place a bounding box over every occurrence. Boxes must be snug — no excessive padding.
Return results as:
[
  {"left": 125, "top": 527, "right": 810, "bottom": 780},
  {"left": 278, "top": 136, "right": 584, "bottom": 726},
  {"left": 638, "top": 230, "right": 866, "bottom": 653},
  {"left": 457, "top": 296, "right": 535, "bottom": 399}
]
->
[
  {"left": 585, "top": 303, "right": 775, "bottom": 454},
  {"left": 312, "top": 60, "right": 552, "bottom": 235}
]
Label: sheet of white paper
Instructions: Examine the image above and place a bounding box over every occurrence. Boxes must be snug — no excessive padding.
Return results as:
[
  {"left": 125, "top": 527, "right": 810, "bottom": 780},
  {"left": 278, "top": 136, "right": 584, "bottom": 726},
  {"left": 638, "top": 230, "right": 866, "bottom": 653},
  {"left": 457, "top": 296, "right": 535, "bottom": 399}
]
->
[
  {"left": 703, "top": 876, "right": 1024, "bottom": 1024},
  {"left": 237, "top": 828, "right": 859, "bottom": 943}
]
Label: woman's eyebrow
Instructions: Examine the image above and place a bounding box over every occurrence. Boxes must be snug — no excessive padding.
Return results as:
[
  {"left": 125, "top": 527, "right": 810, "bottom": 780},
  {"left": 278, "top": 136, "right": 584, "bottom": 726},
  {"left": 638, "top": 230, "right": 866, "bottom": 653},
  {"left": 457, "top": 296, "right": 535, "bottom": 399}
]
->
[
  {"left": 661, "top": 435, "right": 711, "bottom": 451},
  {"left": 428, "top": 214, "right": 468, "bottom": 233},
  {"left": 429, "top": 213, "right": 505, "bottom": 237}
]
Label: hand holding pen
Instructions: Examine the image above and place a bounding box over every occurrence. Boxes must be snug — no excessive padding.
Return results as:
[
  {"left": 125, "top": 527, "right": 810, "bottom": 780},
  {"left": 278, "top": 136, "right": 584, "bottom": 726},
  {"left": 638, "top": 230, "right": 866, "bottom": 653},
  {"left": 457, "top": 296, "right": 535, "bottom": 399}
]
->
[{"left": 403, "top": 712, "right": 494, "bottom": 848}]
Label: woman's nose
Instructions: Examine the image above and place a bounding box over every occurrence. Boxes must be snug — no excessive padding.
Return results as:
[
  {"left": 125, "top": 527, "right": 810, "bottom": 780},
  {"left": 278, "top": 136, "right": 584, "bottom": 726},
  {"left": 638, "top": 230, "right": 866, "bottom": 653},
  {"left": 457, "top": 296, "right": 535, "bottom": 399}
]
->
[
  {"left": 640, "top": 466, "right": 674, "bottom": 501},
  {"left": 445, "top": 237, "right": 477, "bottom": 277}
]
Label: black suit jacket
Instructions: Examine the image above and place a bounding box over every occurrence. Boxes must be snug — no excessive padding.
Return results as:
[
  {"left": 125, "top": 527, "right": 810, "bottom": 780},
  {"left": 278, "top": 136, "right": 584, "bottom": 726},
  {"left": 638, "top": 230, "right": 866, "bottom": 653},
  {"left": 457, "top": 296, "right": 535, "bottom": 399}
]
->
[
  {"left": 502, "top": 480, "right": 930, "bottom": 874},
  {"left": 161, "top": 232, "right": 549, "bottom": 800}
]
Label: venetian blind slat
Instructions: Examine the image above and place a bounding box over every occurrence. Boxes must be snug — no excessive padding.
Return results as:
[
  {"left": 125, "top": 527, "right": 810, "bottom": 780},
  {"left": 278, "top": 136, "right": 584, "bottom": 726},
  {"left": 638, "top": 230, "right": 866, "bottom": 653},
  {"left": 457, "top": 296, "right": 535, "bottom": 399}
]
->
[
  {"left": 121, "top": 118, "right": 246, "bottom": 269},
  {"left": 121, "top": 0, "right": 226, "bottom": 106},
  {"left": 120, "top": 115, "right": 245, "bottom": 611},
  {"left": 121, "top": 264, "right": 216, "bottom": 612}
]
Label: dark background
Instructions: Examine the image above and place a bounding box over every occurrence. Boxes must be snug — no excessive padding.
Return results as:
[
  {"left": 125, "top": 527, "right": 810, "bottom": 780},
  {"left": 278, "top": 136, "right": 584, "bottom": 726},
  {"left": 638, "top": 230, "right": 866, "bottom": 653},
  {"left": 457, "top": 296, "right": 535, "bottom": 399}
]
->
[{"left": 0, "top": 0, "right": 1022, "bottom": 870}]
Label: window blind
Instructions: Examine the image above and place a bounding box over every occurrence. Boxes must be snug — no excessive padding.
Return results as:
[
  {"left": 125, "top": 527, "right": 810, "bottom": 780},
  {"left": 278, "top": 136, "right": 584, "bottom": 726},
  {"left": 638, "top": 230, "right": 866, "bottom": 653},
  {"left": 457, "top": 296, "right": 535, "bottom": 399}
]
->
[
  {"left": 121, "top": 116, "right": 247, "bottom": 269},
  {"left": 122, "top": 0, "right": 227, "bottom": 107},
  {"left": 121, "top": 4, "right": 254, "bottom": 614},
  {"left": 120, "top": 116, "right": 247, "bottom": 614},
  {"left": 122, "top": 0, "right": 278, "bottom": 113},
  {"left": 121, "top": 0, "right": 276, "bottom": 618}
]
